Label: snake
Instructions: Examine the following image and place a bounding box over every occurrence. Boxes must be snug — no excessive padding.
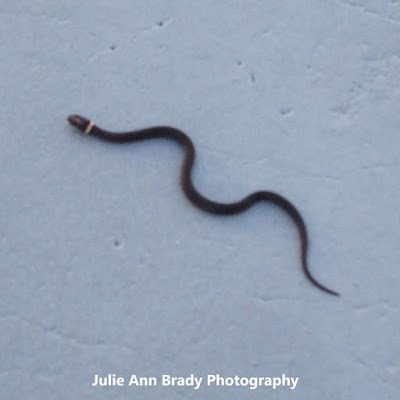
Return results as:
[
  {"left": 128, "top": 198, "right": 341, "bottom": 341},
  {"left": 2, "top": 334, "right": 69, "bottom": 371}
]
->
[{"left": 67, "top": 114, "right": 339, "bottom": 296}]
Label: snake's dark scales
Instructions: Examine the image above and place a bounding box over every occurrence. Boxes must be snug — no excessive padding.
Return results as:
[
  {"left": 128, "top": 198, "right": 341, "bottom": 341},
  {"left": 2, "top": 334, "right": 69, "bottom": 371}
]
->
[{"left": 67, "top": 114, "right": 339, "bottom": 296}]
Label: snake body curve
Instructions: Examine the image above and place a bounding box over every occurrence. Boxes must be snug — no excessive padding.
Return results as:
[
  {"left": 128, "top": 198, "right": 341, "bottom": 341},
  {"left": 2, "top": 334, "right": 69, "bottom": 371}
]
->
[{"left": 67, "top": 114, "right": 339, "bottom": 296}]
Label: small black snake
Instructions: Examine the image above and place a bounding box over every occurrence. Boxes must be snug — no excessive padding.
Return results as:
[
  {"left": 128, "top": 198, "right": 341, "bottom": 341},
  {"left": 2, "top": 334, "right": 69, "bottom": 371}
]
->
[{"left": 67, "top": 114, "right": 339, "bottom": 296}]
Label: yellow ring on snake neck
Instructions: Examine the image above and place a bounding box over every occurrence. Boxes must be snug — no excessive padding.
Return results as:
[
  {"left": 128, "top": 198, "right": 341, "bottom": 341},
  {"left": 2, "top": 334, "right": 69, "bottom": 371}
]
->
[{"left": 85, "top": 121, "right": 94, "bottom": 134}]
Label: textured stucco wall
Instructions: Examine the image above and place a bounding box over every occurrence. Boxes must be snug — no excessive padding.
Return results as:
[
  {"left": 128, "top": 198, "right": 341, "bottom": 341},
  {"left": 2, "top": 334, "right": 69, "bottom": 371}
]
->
[{"left": 1, "top": 1, "right": 400, "bottom": 399}]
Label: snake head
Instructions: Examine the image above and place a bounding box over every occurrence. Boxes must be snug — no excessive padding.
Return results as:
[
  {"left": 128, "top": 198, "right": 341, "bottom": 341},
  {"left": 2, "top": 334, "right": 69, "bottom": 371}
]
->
[{"left": 67, "top": 114, "right": 93, "bottom": 133}]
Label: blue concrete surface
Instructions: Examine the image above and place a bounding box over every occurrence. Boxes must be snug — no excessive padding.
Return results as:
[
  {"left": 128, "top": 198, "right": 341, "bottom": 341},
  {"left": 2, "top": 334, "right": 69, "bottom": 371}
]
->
[{"left": 1, "top": 1, "right": 400, "bottom": 398}]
